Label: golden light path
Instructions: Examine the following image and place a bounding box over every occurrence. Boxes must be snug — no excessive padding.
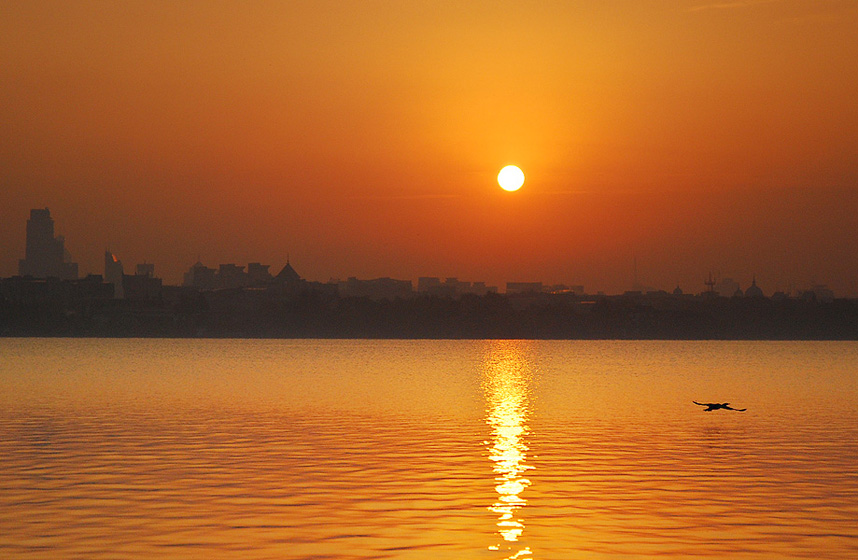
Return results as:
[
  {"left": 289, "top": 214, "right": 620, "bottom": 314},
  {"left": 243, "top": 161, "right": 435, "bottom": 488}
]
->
[{"left": 482, "top": 340, "right": 534, "bottom": 559}]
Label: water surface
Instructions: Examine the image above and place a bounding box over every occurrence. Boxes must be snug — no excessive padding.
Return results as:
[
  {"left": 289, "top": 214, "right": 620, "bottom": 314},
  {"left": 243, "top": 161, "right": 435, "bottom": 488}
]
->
[{"left": 1, "top": 339, "right": 857, "bottom": 559}]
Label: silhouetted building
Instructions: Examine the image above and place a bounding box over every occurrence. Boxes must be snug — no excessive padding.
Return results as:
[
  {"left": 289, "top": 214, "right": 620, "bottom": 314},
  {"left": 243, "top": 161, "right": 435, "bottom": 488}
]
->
[
  {"left": 136, "top": 263, "right": 155, "bottom": 277},
  {"left": 506, "top": 282, "right": 543, "bottom": 294},
  {"left": 715, "top": 277, "right": 740, "bottom": 298},
  {"left": 703, "top": 272, "right": 717, "bottom": 296},
  {"left": 815, "top": 285, "right": 835, "bottom": 302},
  {"left": 217, "top": 264, "right": 248, "bottom": 289},
  {"left": 801, "top": 285, "right": 835, "bottom": 302},
  {"left": 339, "top": 277, "right": 413, "bottom": 299},
  {"left": 18, "top": 208, "right": 78, "bottom": 280},
  {"left": 105, "top": 250, "right": 124, "bottom": 299},
  {"left": 275, "top": 260, "right": 301, "bottom": 284},
  {"left": 247, "top": 262, "right": 272, "bottom": 286},
  {"left": 417, "top": 276, "right": 496, "bottom": 297},
  {"left": 182, "top": 260, "right": 279, "bottom": 291},
  {"left": 424, "top": 278, "right": 470, "bottom": 297},
  {"left": 544, "top": 284, "right": 584, "bottom": 295},
  {"left": 470, "top": 281, "right": 497, "bottom": 296},
  {"left": 74, "top": 274, "right": 116, "bottom": 300},
  {"left": 417, "top": 277, "right": 441, "bottom": 293},
  {"left": 123, "top": 272, "right": 162, "bottom": 302},
  {"left": 1, "top": 274, "right": 113, "bottom": 305},
  {"left": 745, "top": 277, "right": 764, "bottom": 298},
  {"left": 183, "top": 261, "right": 217, "bottom": 289}
]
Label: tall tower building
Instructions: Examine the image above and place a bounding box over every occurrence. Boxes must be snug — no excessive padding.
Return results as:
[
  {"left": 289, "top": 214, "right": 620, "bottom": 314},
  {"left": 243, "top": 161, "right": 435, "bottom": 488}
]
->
[
  {"left": 104, "top": 250, "right": 125, "bottom": 298},
  {"left": 18, "top": 208, "right": 78, "bottom": 279}
]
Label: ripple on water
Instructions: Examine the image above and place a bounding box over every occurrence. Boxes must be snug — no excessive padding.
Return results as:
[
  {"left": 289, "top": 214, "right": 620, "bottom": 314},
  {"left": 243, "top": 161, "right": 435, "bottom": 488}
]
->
[{"left": 1, "top": 339, "right": 857, "bottom": 559}]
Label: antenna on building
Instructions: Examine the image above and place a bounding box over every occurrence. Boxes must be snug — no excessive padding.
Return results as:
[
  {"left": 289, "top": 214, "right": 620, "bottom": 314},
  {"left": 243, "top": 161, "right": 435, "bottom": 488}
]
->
[{"left": 704, "top": 271, "right": 716, "bottom": 293}]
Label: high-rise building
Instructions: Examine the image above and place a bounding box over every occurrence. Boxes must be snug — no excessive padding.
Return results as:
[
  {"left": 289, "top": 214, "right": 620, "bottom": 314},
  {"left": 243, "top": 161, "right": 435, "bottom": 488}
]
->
[
  {"left": 18, "top": 208, "right": 78, "bottom": 279},
  {"left": 217, "top": 264, "right": 248, "bottom": 289},
  {"left": 247, "top": 262, "right": 272, "bottom": 286},
  {"left": 105, "top": 250, "right": 125, "bottom": 298},
  {"left": 183, "top": 261, "right": 217, "bottom": 289}
]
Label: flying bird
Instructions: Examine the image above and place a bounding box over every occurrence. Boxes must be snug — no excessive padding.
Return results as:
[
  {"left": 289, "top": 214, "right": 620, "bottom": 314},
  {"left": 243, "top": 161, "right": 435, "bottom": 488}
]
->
[{"left": 693, "top": 401, "right": 746, "bottom": 412}]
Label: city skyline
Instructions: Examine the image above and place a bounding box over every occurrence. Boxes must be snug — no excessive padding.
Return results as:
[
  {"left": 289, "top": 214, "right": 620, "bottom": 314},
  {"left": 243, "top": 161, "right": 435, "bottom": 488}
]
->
[
  {"left": 5, "top": 206, "right": 846, "bottom": 298},
  {"left": 2, "top": 2, "right": 857, "bottom": 296}
]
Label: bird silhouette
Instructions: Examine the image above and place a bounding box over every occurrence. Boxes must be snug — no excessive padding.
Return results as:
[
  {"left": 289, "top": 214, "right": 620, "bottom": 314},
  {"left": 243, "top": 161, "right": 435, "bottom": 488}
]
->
[{"left": 693, "top": 401, "right": 746, "bottom": 412}]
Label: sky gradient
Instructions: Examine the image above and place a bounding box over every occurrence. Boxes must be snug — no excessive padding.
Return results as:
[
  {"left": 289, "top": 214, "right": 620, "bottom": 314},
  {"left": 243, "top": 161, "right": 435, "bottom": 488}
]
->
[{"left": 2, "top": 1, "right": 857, "bottom": 294}]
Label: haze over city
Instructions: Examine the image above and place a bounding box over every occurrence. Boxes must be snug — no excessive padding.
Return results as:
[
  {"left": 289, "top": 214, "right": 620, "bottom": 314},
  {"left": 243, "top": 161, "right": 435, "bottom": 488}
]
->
[
  {"left": 3, "top": 1, "right": 857, "bottom": 295},
  {"left": 5, "top": 5, "right": 858, "bottom": 558}
]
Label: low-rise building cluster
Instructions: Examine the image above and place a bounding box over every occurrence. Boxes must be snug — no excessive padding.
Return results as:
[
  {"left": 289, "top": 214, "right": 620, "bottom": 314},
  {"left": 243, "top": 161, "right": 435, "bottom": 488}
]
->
[{"left": 3, "top": 208, "right": 847, "bottom": 306}]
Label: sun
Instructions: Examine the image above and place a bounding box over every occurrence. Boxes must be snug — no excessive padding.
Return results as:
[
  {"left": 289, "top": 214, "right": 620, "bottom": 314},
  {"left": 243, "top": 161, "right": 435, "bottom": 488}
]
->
[{"left": 498, "top": 165, "right": 525, "bottom": 192}]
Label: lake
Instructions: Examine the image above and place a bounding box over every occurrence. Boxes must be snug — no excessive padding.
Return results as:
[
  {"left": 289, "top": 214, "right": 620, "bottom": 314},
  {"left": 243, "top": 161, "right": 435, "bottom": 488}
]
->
[{"left": 1, "top": 339, "right": 857, "bottom": 559}]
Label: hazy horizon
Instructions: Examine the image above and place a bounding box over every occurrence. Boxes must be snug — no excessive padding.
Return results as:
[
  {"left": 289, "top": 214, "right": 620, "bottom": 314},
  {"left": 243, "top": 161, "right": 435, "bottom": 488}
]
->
[{"left": 3, "top": 1, "right": 857, "bottom": 295}]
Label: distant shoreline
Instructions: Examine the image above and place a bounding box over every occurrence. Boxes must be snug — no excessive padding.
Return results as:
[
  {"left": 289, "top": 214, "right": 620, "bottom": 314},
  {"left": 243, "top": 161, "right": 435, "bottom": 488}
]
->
[
  {"left": 3, "top": 336, "right": 858, "bottom": 341},
  {"left": 4, "top": 289, "right": 858, "bottom": 340}
]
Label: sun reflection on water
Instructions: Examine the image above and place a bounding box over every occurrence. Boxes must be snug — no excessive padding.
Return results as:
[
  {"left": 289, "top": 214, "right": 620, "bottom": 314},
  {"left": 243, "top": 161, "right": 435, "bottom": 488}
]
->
[{"left": 483, "top": 341, "right": 534, "bottom": 559}]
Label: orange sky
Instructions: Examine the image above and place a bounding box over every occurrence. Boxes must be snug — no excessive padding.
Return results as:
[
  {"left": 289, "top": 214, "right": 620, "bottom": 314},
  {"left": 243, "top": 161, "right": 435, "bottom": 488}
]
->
[{"left": 2, "top": 1, "right": 857, "bottom": 294}]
